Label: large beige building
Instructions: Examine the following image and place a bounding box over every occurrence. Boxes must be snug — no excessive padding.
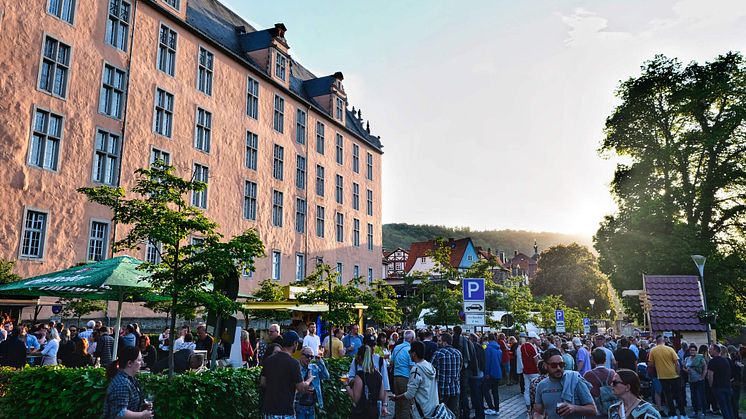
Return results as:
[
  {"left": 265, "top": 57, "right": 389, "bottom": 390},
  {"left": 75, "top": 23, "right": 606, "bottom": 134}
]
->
[{"left": 0, "top": 0, "right": 384, "bottom": 296}]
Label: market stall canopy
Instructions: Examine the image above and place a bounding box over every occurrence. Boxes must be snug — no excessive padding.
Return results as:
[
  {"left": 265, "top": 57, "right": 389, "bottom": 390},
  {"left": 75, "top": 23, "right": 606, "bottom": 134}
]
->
[{"left": 0, "top": 256, "right": 155, "bottom": 300}]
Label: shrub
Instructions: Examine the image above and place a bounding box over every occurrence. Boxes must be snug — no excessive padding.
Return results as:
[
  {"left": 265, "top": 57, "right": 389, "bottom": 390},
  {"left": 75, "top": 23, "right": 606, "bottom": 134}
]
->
[{"left": 0, "top": 357, "right": 353, "bottom": 418}]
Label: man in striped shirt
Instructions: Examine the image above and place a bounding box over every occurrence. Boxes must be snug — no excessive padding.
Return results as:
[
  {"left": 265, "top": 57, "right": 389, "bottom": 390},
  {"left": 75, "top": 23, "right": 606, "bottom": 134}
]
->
[{"left": 432, "top": 333, "right": 463, "bottom": 417}]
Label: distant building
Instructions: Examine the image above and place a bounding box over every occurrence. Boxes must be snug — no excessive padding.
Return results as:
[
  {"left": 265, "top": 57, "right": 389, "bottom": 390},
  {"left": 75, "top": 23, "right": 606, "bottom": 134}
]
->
[
  {"left": 506, "top": 241, "right": 540, "bottom": 282},
  {"left": 404, "top": 237, "right": 479, "bottom": 277},
  {"left": 384, "top": 247, "right": 408, "bottom": 278}
]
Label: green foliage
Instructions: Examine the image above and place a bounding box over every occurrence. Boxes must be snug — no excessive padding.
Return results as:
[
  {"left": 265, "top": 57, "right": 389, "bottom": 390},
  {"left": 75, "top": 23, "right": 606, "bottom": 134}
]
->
[
  {"left": 383, "top": 223, "right": 592, "bottom": 256},
  {"left": 0, "top": 260, "right": 20, "bottom": 285},
  {"left": 494, "top": 278, "right": 536, "bottom": 331},
  {"left": 0, "top": 361, "right": 354, "bottom": 419},
  {"left": 58, "top": 298, "right": 107, "bottom": 324},
  {"left": 365, "top": 279, "right": 402, "bottom": 326},
  {"left": 531, "top": 243, "right": 613, "bottom": 316},
  {"left": 78, "top": 162, "right": 265, "bottom": 375},
  {"left": 245, "top": 278, "right": 292, "bottom": 322},
  {"left": 298, "top": 265, "right": 365, "bottom": 327},
  {"left": 596, "top": 52, "right": 746, "bottom": 332}
]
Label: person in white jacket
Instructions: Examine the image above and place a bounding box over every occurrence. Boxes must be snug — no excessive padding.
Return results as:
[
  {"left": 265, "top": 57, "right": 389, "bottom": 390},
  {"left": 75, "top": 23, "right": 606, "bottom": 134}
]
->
[{"left": 392, "top": 341, "right": 439, "bottom": 419}]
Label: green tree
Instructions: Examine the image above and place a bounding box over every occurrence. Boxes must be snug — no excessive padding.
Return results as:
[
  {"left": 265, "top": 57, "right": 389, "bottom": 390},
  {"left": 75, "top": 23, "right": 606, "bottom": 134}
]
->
[
  {"left": 78, "top": 162, "right": 264, "bottom": 376},
  {"left": 494, "top": 278, "right": 536, "bottom": 331},
  {"left": 365, "top": 279, "right": 402, "bottom": 326},
  {"left": 531, "top": 243, "right": 613, "bottom": 316},
  {"left": 244, "top": 278, "right": 291, "bottom": 322},
  {"left": 0, "top": 259, "right": 20, "bottom": 285},
  {"left": 58, "top": 299, "right": 107, "bottom": 326},
  {"left": 596, "top": 52, "right": 746, "bottom": 331}
]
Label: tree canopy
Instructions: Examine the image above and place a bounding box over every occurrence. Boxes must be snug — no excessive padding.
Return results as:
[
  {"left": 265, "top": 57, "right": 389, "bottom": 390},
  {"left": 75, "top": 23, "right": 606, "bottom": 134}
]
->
[
  {"left": 531, "top": 243, "right": 613, "bottom": 316},
  {"left": 595, "top": 52, "right": 746, "bottom": 331}
]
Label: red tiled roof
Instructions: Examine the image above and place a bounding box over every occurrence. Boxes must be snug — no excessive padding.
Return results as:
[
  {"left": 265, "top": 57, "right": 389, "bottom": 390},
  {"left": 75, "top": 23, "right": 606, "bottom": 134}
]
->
[
  {"left": 644, "top": 275, "right": 707, "bottom": 332},
  {"left": 404, "top": 238, "right": 471, "bottom": 273}
]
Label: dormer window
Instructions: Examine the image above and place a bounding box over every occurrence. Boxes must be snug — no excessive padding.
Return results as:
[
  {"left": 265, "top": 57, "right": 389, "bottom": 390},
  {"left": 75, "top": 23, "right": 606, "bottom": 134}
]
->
[
  {"left": 275, "top": 52, "right": 287, "bottom": 81},
  {"left": 335, "top": 97, "right": 344, "bottom": 121},
  {"left": 163, "top": 0, "right": 180, "bottom": 10}
]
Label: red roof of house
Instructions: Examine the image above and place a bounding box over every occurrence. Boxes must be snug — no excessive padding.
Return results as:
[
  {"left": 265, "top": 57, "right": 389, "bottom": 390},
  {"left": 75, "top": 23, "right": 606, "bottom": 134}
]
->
[
  {"left": 643, "top": 275, "right": 707, "bottom": 332},
  {"left": 404, "top": 238, "right": 472, "bottom": 273}
]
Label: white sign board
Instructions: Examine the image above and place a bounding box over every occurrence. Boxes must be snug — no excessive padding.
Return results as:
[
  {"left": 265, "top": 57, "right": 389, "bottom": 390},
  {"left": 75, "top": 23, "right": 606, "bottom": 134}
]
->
[
  {"left": 465, "top": 313, "right": 485, "bottom": 326},
  {"left": 583, "top": 317, "right": 591, "bottom": 334},
  {"left": 464, "top": 301, "right": 485, "bottom": 313}
]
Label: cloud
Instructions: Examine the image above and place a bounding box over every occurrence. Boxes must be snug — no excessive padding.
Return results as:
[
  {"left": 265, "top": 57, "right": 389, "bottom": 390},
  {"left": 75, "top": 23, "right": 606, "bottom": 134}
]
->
[{"left": 560, "top": 8, "right": 634, "bottom": 46}]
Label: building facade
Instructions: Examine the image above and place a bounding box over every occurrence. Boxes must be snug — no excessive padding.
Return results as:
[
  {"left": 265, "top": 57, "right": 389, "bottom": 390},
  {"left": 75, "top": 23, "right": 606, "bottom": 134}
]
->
[{"left": 0, "top": 0, "right": 384, "bottom": 296}]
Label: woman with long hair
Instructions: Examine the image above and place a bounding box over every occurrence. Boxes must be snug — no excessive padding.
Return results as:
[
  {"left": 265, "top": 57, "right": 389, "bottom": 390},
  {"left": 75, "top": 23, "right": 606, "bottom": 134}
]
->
[
  {"left": 58, "top": 328, "right": 75, "bottom": 365},
  {"left": 138, "top": 335, "right": 157, "bottom": 371},
  {"left": 40, "top": 327, "right": 60, "bottom": 365},
  {"left": 103, "top": 346, "right": 153, "bottom": 419},
  {"left": 66, "top": 338, "right": 94, "bottom": 368},
  {"left": 608, "top": 368, "right": 661, "bottom": 418},
  {"left": 240, "top": 330, "right": 254, "bottom": 366},
  {"left": 345, "top": 345, "right": 386, "bottom": 418}
]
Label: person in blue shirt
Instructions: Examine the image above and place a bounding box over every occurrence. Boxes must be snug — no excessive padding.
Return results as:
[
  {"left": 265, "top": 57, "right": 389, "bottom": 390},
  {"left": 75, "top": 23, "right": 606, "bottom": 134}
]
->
[
  {"left": 484, "top": 333, "right": 503, "bottom": 415},
  {"left": 392, "top": 330, "right": 415, "bottom": 419},
  {"left": 22, "top": 325, "right": 40, "bottom": 351},
  {"left": 342, "top": 324, "right": 363, "bottom": 358}
]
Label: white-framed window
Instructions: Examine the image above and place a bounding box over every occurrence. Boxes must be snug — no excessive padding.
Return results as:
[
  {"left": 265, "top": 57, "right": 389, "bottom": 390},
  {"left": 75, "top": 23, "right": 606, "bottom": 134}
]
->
[
  {"left": 150, "top": 148, "right": 170, "bottom": 166},
  {"left": 335, "top": 212, "right": 344, "bottom": 243},
  {"left": 366, "top": 152, "right": 374, "bottom": 180},
  {"left": 353, "top": 218, "right": 360, "bottom": 247},
  {"left": 315, "top": 206, "right": 325, "bottom": 238},
  {"left": 296, "top": 155, "right": 306, "bottom": 189},
  {"left": 273, "top": 95, "right": 284, "bottom": 133},
  {"left": 191, "top": 236, "right": 205, "bottom": 248},
  {"left": 367, "top": 223, "right": 374, "bottom": 251},
  {"left": 242, "top": 266, "right": 254, "bottom": 279},
  {"left": 246, "top": 76, "right": 259, "bottom": 119},
  {"left": 39, "top": 35, "right": 71, "bottom": 98},
  {"left": 275, "top": 52, "right": 287, "bottom": 81},
  {"left": 157, "top": 24, "right": 177, "bottom": 76},
  {"left": 48, "top": 0, "right": 75, "bottom": 24},
  {"left": 467, "top": 255, "right": 474, "bottom": 261},
  {"left": 335, "top": 174, "right": 343, "bottom": 205},
  {"left": 272, "top": 144, "right": 284, "bottom": 180},
  {"left": 92, "top": 129, "right": 120, "bottom": 185},
  {"left": 335, "top": 96, "right": 344, "bottom": 121},
  {"left": 295, "top": 254, "right": 305, "bottom": 282},
  {"left": 352, "top": 183, "right": 360, "bottom": 211},
  {"left": 29, "top": 108, "right": 63, "bottom": 171},
  {"left": 191, "top": 163, "right": 208, "bottom": 209},
  {"left": 163, "top": 0, "right": 180, "bottom": 10},
  {"left": 352, "top": 144, "right": 360, "bottom": 173},
  {"left": 194, "top": 108, "right": 212, "bottom": 153},
  {"left": 146, "top": 240, "right": 161, "bottom": 264},
  {"left": 315, "top": 165, "right": 324, "bottom": 197},
  {"left": 296, "top": 109, "right": 306, "bottom": 144},
  {"left": 272, "top": 250, "right": 281, "bottom": 280},
  {"left": 367, "top": 189, "right": 373, "bottom": 216},
  {"left": 87, "top": 220, "right": 109, "bottom": 261},
  {"left": 99, "top": 63, "right": 126, "bottom": 119},
  {"left": 272, "top": 190, "right": 283, "bottom": 227},
  {"left": 335, "top": 134, "right": 343, "bottom": 165},
  {"left": 368, "top": 267, "right": 374, "bottom": 284},
  {"left": 197, "top": 46, "right": 213, "bottom": 95},
  {"left": 153, "top": 88, "right": 174, "bottom": 137},
  {"left": 336, "top": 262, "right": 343, "bottom": 275},
  {"left": 245, "top": 131, "right": 258, "bottom": 170},
  {"left": 243, "top": 181, "right": 257, "bottom": 220},
  {"left": 105, "top": 0, "right": 130, "bottom": 51},
  {"left": 20, "top": 210, "right": 48, "bottom": 259},
  {"left": 316, "top": 122, "right": 325, "bottom": 154},
  {"left": 295, "top": 198, "right": 306, "bottom": 234},
  {"left": 353, "top": 265, "right": 360, "bottom": 280}
]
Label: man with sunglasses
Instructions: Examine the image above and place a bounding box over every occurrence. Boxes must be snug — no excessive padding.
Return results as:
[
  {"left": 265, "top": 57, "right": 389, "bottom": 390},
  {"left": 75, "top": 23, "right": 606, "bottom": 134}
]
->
[
  {"left": 534, "top": 348, "right": 596, "bottom": 419},
  {"left": 295, "top": 346, "right": 329, "bottom": 418}
]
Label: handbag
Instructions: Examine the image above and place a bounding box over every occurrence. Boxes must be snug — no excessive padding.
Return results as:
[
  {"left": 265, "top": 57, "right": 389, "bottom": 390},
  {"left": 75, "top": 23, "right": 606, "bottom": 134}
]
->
[{"left": 414, "top": 399, "right": 455, "bottom": 419}]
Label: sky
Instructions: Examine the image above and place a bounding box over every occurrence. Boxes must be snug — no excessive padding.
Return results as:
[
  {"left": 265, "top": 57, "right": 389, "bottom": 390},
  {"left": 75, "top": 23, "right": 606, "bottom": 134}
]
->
[{"left": 223, "top": 0, "right": 746, "bottom": 237}]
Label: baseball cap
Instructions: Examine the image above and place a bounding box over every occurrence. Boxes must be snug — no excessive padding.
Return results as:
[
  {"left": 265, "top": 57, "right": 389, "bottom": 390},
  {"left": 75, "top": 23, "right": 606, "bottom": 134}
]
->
[
  {"left": 519, "top": 332, "right": 527, "bottom": 338},
  {"left": 281, "top": 331, "right": 303, "bottom": 347},
  {"left": 572, "top": 337, "right": 582, "bottom": 347},
  {"left": 527, "top": 331, "right": 539, "bottom": 339}
]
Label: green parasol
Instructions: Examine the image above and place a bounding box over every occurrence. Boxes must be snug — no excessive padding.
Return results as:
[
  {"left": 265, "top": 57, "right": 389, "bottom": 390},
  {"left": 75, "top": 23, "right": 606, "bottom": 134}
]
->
[{"left": 0, "top": 256, "right": 160, "bottom": 358}]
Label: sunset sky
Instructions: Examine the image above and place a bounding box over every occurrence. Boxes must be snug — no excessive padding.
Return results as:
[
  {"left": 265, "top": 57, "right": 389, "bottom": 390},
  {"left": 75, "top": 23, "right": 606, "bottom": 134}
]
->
[{"left": 224, "top": 0, "right": 746, "bottom": 236}]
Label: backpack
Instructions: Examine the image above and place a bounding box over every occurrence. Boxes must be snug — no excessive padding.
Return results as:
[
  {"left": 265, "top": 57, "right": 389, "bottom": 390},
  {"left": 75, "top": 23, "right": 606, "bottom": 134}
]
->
[
  {"left": 591, "top": 369, "right": 618, "bottom": 415},
  {"left": 351, "top": 370, "right": 382, "bottom": 418}
]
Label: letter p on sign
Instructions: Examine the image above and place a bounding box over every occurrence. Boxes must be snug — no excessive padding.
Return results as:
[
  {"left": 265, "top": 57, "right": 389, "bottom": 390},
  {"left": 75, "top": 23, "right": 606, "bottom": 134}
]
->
[{"left": 463, "top": 278, "right": 485, "bottom": 301}]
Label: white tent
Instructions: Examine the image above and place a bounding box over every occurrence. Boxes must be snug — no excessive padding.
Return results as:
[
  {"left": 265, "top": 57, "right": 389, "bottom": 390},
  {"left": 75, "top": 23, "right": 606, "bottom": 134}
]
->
[{"left": 416, "top": 309, "right": 543, "bottom": 334}]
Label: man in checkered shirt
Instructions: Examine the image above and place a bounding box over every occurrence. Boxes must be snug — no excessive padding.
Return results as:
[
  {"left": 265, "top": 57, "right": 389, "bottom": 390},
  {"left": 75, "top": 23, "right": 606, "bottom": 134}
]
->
[{"left": 431, "top": 332, "right": 463, "bottom": 417}]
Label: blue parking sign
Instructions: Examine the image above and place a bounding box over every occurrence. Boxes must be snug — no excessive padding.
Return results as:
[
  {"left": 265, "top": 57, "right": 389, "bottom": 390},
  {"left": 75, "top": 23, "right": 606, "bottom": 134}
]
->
[
  {"left": 555, "top": 310, "right": 564, "bottom": 322},
  {"left": 463, "top": 278, "right": 485, "bottom": 301}
]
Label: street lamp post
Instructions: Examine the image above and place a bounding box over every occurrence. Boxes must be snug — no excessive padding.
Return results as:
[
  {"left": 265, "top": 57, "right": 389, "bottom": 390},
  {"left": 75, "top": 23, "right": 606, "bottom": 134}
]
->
[
  {"left": 691, "top": 255, "right": 712, "bottom": 344},
  {"left": 589, "top": 298, "right": 596, "bottom": 313},
  {"left": 606, "top": 309, "right": 611, "bottom": 318}
]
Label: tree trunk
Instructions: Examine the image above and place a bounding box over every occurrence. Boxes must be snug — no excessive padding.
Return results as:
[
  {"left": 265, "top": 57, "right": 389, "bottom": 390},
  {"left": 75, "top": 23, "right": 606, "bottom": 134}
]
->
[
  {"left": 167, "top": 295, "right": 177, "bottom": 378},
  {"left": 210, "top": 316, "right": 221, "bottom": 369}
]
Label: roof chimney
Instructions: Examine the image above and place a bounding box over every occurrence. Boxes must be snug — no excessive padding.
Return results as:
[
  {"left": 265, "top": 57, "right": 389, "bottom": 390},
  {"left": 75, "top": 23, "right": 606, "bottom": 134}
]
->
[
  {"left": 273, "top": 23, "right": 287, "bottom": 38},
  {"left": 333, "top": 71, "right": 344, "bottom": 81},
  {"left": 514, "top": 250, "right": 518, "bottom": 257}
]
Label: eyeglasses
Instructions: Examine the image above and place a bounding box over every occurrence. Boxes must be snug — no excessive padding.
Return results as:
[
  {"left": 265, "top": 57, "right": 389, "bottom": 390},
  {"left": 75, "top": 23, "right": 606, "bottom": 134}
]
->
[
  {"left": 547, "top": 362, "right": 566, "bottom": 368},
  {"left": 611, "top": 380, "right": 625, "bottom": 387},
  {"left": 301, "top": 353, "right": 314, "bottom": 359}
]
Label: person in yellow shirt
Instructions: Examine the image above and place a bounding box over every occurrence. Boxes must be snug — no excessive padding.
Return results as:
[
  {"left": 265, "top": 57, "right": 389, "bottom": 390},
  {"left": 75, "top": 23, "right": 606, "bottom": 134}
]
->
[
  {"left": 648, "top": 336, "right": 686, "bottom": 418},
  {"left": 329, "top": 328, "right": 346, "bottom": 358}
]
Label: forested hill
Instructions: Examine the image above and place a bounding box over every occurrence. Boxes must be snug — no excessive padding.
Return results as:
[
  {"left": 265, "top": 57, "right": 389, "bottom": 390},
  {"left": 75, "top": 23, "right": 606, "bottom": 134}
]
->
[{"left": 383, "top": 223, "right": 594, "bottom": 255}]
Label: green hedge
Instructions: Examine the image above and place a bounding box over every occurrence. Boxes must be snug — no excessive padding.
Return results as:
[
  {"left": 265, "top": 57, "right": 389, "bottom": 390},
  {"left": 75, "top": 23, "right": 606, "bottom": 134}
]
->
[{"left": 0, "top": 358, "right": 352, "bottom": 419}]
